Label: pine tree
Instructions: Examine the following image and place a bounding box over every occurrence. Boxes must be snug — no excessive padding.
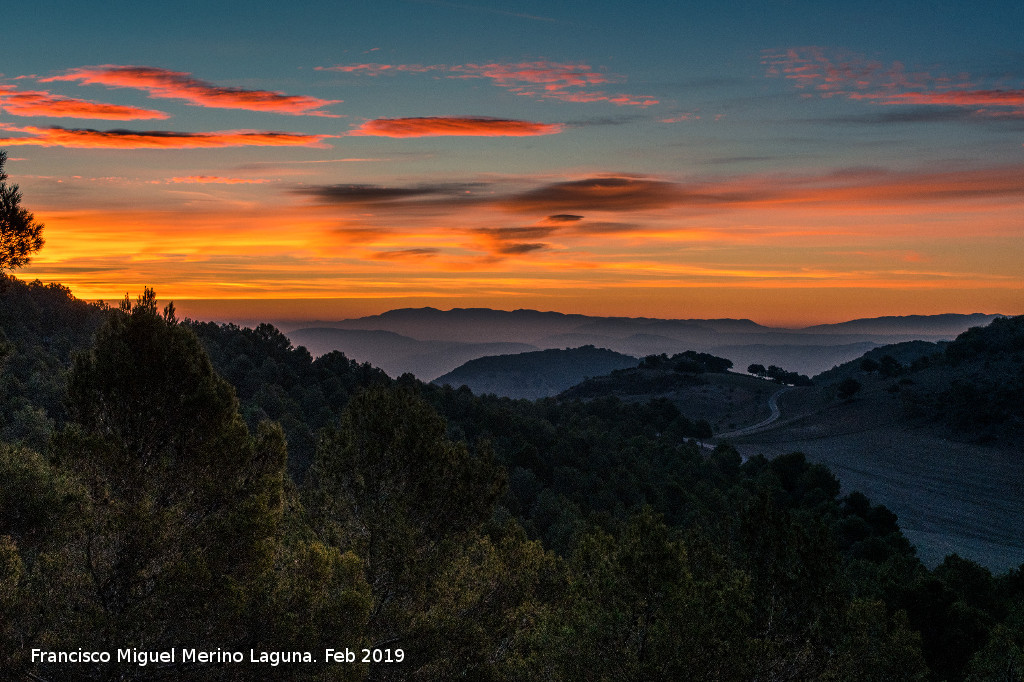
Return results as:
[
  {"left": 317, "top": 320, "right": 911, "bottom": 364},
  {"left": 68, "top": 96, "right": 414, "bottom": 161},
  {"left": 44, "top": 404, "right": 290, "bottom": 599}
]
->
[{"left": 0, "top": 150, "right": 45, "bottom": 272}]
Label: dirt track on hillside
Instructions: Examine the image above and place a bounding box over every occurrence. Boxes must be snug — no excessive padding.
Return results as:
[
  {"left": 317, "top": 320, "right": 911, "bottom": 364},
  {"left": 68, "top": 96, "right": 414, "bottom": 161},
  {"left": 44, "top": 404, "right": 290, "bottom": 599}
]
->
[{"left": 723, "top": 389, "right": 1024, "bottom": 572}]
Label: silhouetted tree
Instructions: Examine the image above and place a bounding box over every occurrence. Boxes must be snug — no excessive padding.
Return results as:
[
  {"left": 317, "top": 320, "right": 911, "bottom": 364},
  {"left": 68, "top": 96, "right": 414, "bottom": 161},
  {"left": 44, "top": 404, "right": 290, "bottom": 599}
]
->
[
  {"left": 42, "top": 288, "right": 306, "bottom": 677},
  {"left": 0, "top": 151, "right": 45, "bottom": 272},
  {"left": 837, "top": 377, "right": 862, "bottom": 400},
  {"left": 860, "top": 357, "right": 880, "bottom": 373},
  {"left": 878, "top": 354, "right": 904, "bottom": 378}
]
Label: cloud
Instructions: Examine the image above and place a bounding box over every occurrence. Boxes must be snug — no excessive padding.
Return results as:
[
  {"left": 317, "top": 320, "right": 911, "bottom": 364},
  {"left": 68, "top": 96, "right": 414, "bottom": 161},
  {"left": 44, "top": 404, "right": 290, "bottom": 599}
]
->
[
  {"left": 299, "top": 165, "right": 1024, "bottom": 232},
  {"left": 318, "top": 60, "right": 658, "bottom": 107},
  {"left": 43, "top": 65, "right": 341, "bottom": 116},
  {"left": 0, "top": 124, "right": 334, "bottom": 149},
  {"left": 369, "top": 248, "right": 439, "bottom": 260},
  {"left": 0, "top": 85, "right": 169, "bottom": 120},
  {"left": 512, "top": 166, "right": 1024, "bottom": 213},
  {"left": 296, "top": 182, "right": 487, "bottom": 204},
  {"left": 660, "top": 113, "right": 700, "bottom": 123},
  {"left": 168, "top": 176, "right": 272, "bottom": 184},
  {"left": 801, "top": 165, "right": 1024, "bottom": 203},
  {"left": 501, "top": 176, "right": 695, "bottom": 212},
  {"left": 467, "top": 220, "right": 642, "bottom": 259},
  {"left": 475, "top": 226, "right": 558, "bottom": 240},
  {"left": 318, "top": 60, "right": 607, "bottom": 88},
  {"left": 455, "top": 61, "right": 611, "bottom": 91},
  {"left": 348, "top": 116, "right": 563, "bottom": 137},
  {"left": 537, "top": 91, "right": 658, "bottom": 106},
  {"left": 454, "top": 61, "right": 658, "bottom": 106},
  {"left": 498, "top": 242, "right": 547, "bottom": 255},
  {"left": 852, "top": 88, "right": 1024, "bottom": 114},
  {"left": 764, "top": 47, "right": 1024, "bottom": 117}
]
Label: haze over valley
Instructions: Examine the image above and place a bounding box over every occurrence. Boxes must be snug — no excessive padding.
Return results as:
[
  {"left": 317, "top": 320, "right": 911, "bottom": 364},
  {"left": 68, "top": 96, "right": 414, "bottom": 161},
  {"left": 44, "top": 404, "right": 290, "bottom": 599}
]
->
[{"left": 282, "top": 307, "right": 1001, "bottom": 381}]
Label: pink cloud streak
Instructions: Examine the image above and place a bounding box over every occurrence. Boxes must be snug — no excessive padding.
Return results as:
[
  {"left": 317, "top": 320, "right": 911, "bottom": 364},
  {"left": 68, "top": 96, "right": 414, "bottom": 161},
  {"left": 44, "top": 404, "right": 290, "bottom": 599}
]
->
[
  {"left": 167, "top": 176, "right": 272, "bottom": 184},
  {"left": 0, "top": 85, "right": 169, "bottom": 120},
  {"left": 0, "top": 124, "right": 334, "bottom": 149},
  {"left": 319, "top": 60, "right": 657, "bottom": 107},
  {"left": 43, "top": 66, "right": 341, "bottom": 117},
  {"left": 348, "top": 116, "right": 563, "bottom": 137},
  {"left": 763, "top": 47, "right": 1023, "bottom": 115}
]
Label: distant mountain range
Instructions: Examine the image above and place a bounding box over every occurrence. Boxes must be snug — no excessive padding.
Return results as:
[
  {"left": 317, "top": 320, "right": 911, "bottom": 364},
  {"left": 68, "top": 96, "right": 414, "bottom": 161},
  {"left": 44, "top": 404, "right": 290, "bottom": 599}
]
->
[{"left": 282, "top": 309, "right": 1004, "bottom": 381}]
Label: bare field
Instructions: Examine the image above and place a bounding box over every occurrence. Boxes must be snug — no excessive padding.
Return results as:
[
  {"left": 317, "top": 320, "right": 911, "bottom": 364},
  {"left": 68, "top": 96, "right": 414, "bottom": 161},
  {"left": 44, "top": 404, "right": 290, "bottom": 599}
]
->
[{"left": 726, "top": 388, "right": 1024, "bottom": 572}]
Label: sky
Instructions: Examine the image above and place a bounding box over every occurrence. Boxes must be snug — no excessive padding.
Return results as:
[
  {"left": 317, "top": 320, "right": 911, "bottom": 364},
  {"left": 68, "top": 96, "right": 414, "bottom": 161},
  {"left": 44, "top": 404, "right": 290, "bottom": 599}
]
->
[{"left": 2, "top": 0, "right": 1022, "bottom": 326}]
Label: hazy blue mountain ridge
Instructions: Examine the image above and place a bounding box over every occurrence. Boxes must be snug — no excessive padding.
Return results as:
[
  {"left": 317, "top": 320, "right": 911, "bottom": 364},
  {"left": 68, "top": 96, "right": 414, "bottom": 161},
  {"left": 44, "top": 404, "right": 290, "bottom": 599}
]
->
[{"left": 284, "top": 309, "right": 1001, "bottom": 380}]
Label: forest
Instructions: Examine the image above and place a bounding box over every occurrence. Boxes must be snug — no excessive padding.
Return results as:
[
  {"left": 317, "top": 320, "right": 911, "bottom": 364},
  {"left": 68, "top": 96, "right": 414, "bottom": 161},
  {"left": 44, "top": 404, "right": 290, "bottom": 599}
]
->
[
  {"left": 2, "top": 151, "right": 1024, "bottom": 679},
  {"left": 2, "top": 274, "right": 1024, "bottom": 681}
]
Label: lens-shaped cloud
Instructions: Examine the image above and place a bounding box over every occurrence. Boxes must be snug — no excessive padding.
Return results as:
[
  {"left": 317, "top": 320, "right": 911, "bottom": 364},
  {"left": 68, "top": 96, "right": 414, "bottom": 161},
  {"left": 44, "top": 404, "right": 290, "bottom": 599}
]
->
[
  {"left": 501, "top": 176, "right": 690, "bottom": 212},
  {"left": 348, "top": 116, "right": 563, "bottom": 137},
  {"left": 167, "top": 176, "right": 273, "bottom": 184},
  {"left": 296, "top": 182, "right": 488, "bottom": 204},
  {"left": 0, "top": 85, "right": 169, "bottom": 120},
  {"left": 0, "top": 124, "right": 334, "bottom": 148},
  {"left": 43, "top": 65, "right": 341, "bottom": 117}
]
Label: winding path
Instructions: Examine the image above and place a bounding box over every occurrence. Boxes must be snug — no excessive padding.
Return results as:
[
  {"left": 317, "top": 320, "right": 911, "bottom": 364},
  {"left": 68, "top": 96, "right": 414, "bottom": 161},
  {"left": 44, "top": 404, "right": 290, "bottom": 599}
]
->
[{"left": 714, "top": 386, "right": 793, "bottom": 440}]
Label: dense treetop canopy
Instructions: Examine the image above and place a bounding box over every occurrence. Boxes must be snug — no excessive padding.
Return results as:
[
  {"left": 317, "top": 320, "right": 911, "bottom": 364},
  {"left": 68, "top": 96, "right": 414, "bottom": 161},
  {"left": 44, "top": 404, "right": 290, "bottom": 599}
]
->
[{"left": 1, "top": 279, "right": 1023, "bottom": 680}]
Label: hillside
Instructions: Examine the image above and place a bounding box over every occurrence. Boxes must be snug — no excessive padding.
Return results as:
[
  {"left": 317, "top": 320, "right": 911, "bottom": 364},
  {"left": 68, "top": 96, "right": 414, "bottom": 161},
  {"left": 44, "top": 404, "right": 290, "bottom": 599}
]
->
[
  {"left": 4, "top": 278, "right": 1023, "bottom": 680},
  {"left": 802, "top": 313, "right": 1002, "bottom": 337},
  {"left": 813, "top": 340, "right": 947, "bottom": 384},
  {"left": 0, "top": 276, "right": 105, "bottom": 448},
  {"left": 560, "top": 351, "right": 785, "bottom": 434},
  {"left": 432, "top": 345, "right": 638, "bottom": 399},
  {"left": 723, "top": 316, "right": 1024, "bottom": 571}
]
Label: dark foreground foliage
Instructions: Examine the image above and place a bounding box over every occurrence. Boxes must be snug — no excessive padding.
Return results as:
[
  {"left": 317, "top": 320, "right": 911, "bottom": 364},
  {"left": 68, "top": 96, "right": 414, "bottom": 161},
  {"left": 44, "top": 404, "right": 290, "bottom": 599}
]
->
[{"left": 2, "top": 278, "right": 1023, "bottom": 680}]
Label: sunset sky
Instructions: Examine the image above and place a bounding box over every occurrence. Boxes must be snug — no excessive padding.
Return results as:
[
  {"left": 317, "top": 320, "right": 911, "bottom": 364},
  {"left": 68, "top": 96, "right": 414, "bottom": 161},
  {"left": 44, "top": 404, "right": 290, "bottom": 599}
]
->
[{"left": 3, "top": 1, "right": 1022, "bottom": 325}]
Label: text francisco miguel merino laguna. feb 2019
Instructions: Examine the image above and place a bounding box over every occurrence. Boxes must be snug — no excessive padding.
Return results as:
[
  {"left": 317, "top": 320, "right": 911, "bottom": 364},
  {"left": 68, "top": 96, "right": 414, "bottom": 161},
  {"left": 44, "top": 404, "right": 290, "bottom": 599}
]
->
[{"left": 31, "top": 647, "right": 406, "bottom": 667}]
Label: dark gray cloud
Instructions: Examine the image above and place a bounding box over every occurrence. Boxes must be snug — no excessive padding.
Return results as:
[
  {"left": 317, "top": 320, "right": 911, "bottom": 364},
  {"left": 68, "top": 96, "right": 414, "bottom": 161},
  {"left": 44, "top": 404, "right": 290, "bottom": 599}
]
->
[
  {"left": 500, "top": 176, "right": 761, "bottom": 212},
  {"left": 501, "top": 176, "right": 681, "bottom": 212},
  {"left": 370, "top": 248, "right": 440, "bottom": 260},
  {"left": 498, "top": 243, "right": 547, "bottom": 255},
  {"left": 476, "top": 226, "right": 558, "bottom": 240},
  {"left": 296, "top": 182, "right": 489, "bottom": 204}
]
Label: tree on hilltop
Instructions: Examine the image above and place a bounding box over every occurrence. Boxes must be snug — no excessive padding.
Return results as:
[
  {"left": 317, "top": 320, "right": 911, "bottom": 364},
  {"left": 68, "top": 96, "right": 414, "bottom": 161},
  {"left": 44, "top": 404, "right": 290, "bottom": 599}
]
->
[
  {"left": 0, "top": 150, "right": 45, "bottom": 273},
  {"left": 837, "top": 377, "right": 862, "bottom": 400}
]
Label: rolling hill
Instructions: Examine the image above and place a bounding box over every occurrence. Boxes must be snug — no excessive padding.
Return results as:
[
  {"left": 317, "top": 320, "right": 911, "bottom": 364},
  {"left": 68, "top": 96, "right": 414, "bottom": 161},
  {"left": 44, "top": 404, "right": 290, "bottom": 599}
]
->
[
  {"left": 718, "top": 317, "right": 1024, "bottom": 571},
  {"left": 432, "top": 346, "right": 639, "bottom": 399}
]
